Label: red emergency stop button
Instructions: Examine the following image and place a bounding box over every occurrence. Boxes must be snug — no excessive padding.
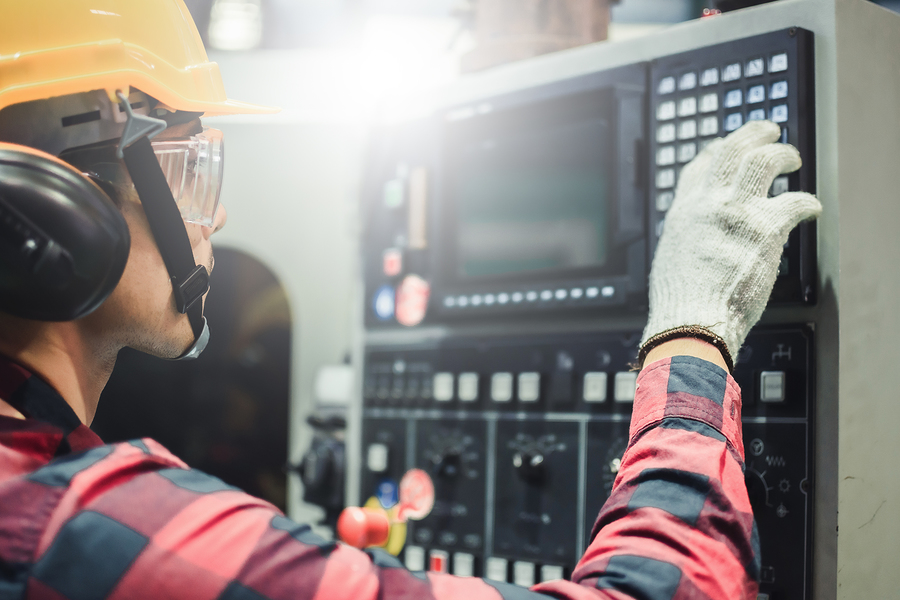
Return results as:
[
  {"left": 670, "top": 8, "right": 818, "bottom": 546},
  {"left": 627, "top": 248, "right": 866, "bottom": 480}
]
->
[{"left": 336, "top": 507, "right": 390, "bottom": 549}]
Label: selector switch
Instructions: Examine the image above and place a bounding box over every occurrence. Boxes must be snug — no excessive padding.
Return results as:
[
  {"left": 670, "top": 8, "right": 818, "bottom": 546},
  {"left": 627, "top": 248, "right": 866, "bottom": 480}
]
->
[
  {"left": 518, "top": 372, "right": 541, "bottom": 402},
  {"left": 614, "top": 372, "right": 638, "bottom": 403},
  {"left": 760, "top": 371, "right": 786, "bottom": 403}
]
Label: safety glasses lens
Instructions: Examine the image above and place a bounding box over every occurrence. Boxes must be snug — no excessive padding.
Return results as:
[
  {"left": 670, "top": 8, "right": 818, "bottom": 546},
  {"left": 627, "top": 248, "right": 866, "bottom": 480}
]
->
[{"left": 152, "top": 128, "right": 224, "bottom": 227}]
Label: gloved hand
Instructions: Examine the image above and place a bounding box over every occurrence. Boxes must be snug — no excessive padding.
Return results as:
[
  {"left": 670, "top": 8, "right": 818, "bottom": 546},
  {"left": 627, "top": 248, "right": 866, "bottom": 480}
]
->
[{"left": 640, "top": 120, "right": 822, "bottom": 370}]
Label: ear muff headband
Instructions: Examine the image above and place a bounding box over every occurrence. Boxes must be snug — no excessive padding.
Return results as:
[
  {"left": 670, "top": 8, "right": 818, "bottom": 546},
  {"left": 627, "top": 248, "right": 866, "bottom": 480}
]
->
[{"left": 0, "top": 142, "right": 130, "bottom": 321}]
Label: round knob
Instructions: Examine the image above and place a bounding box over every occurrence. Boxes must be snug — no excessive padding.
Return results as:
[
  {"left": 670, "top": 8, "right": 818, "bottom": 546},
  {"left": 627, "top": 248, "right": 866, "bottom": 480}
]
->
[
  {"left": 337, "top": 507, "right": 390, "bottom": 549},
  {"left": 513, "top": 451, "right": 545, "bottom": 485}
]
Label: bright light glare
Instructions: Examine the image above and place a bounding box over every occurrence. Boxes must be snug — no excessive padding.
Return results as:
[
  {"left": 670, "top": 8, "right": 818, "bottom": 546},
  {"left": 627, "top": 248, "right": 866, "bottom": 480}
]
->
[{"left": 208, "top": 0, "right": 264, "bottom": 51}]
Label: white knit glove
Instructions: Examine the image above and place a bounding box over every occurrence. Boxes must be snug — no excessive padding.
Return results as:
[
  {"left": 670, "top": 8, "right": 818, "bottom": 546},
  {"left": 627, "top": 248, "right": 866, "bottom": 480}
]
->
[{"left": 640, "top": 120, "right": 822, "bottom": 368}]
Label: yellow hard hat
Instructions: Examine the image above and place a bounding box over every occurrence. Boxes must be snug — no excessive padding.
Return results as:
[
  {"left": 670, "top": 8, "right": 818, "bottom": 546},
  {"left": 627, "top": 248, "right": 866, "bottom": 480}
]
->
[{"left": 0, "top": 0, "right": 276, "bottom": 117}]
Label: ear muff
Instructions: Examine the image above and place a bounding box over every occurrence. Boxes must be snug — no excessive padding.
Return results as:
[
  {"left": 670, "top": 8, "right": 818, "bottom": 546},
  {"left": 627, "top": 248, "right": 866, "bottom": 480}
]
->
[{"left": 0, "top": 142, "right": 130, "bottom": 321}]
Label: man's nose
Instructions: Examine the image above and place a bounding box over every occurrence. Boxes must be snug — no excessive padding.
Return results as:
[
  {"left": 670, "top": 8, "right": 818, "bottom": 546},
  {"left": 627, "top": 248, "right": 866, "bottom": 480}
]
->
[{"left": 202, "top": 204, "right": 228, "bottom": 240}]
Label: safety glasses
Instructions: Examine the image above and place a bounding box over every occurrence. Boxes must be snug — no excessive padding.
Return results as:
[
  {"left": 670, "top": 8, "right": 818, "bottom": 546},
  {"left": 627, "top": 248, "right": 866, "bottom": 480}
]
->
[{"left": 150, "top": 127, "right": 224, "bottom": 227}]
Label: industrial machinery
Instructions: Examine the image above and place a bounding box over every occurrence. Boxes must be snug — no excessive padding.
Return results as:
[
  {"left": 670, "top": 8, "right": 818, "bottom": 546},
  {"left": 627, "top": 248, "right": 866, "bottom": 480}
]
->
[{"left": 342, "top": 1, "right": 900, "bottom": 599}]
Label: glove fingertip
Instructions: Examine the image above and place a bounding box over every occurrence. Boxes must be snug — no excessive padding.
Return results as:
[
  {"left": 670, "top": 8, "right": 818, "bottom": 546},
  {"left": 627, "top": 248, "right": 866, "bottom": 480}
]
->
[{"left": 778, "top": 191, "right": 823, "bottom": 221}]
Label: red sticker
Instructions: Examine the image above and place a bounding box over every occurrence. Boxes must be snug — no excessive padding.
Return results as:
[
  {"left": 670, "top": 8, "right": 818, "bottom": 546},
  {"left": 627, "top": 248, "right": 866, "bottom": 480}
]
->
[
  {"left": 395, "top": 275, "right": 430, "bottom": 327},
  {"left": 398, "top": 468, "right": 435, "bottom": 521}
]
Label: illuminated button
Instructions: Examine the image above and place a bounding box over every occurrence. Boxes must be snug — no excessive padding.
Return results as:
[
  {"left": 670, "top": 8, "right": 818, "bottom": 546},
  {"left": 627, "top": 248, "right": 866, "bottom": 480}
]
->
[
  {"left": 555, "top": 289, "right": 567, "bottom": 300},
  {"left": 486, "top": 557, "right": 509, "bottom": 582},
  {"left": 374, "top": 286, "right": 395, "bottom": 320},
  {"left": 518, "top": 372, "right": 541, "bottom": 402},
  {"left": 724, "top": 113, "right": 743, "bottom": 132},
  {"left": 656, "top": 100, "right": 676, "bottom": 121},
  {"left": 760, "top": 371, "right": 786, "bottom": 402},
  {"left": 747, "top": 85, "right": 765, "bottom": 104},
  {"left": 470, "top": 295, "right": 483, "bottom": 306},
  {"left": 699, "top": 93, "right": 719, "bottom": 113},
  {"left": 770, "top": 80, "right": 788, "bottom": 100},
  {"left": 405, "top": 546, "right": 426, "bottom": 571},
  {"left": 491, "top": 373, "right": 513, "bottom": 402},
  {"left": 771, "top": 175, "right": 789, "bottom": 196},
  {"left": 656, "top": 123, "right": 676, "bottom": 143},
  {"left": 429, "top": 549, "right": 449, "bottom": 573},
  {"left": 678, "top": 72, "right": 697, "bottom": 90},
  {"left": 700, "top": 67, "right": 719, "bottom": 86},
  {"left": 443, "top": 296, "right": 456, "bottom": 308},
  {"left": 586, "top": 286, "right": 599, "bottom": 298},
  {"left": 570, "top": 288, "right": 584, "bottom": 299},
  {"left": 367, "top": 443, "right": 389, "bottom": 472},
  {"left": 656, "top": 191, "right": 675, "bottom": 212},
  {"left": 513, "top": 561, "right": 536, "bottom": 587},
  {"left": 700, "top": 116, "right": 719, "bottom": 136},
  {"left": 512, "top": 292, "right": 524, "bottom": 303},
  {"left": 497, "top": 293, "right": 510, "bottom": 304},
  {"left": 677, "top": 97, "right": 697, "bottom": 117},
  {"left": 724, "top": 89, "right": 743, "bottom": 108},
  {"left": 484, "top": 294, "right": 496, "bottom": 305},
  {"left": 540, "top": 290, "right": 553, "bottom": 301},
  {"left": 583, "top": 372, "right": 608, "bottom": 402},
  {"left": 433, "top": 372, "right": 454, "bottom": 402},
  {"left": 457, "top": 295, "right": 469, "bottom": 307},
  {"left": 658, "top": 76, "right": 676, "bottom": 95},
  {"left": 678, "top": 142, "right": 697, "bottom": 163},
  {"left": 678, "top": 120, "right": 697, "bottom": 140},
  {"left": 601, "top": 285, "right": 615, "bottom": 298},
  {"left": 383, "top": 248, "right": 402, "bottom": 277},
  {"left": 656, "top": 145, "right": 676, "bottom": 166},
  {"left": 722, "top": 62, "right": 741, "bottom": 82},
  {"left": 453, "top": 552, "right": 475, "bottom": 577},
  {"left": 656, "top": 169, "right": 676, "bottom": 189},
  {"left": 525, "top": 291, "right": 538, "bottom": 302},
  {"left": 748, "top": 109, "right": 766, "bottom": 121},
  {"left": 771, "top": 104, "right": 788, "bottom": 123},
  {"left": 614, "top": 372, "right": 638, "bottom": 403},
  {"left": 541, "top": 565, "right": 565, "bottom": 582},
  {"left": 769, "top": 53, "right": 788, "bottom": 73},
  {"left": 458, "top": 372, "right": 479, "bottom": 402},
  {"left": 746, "top": 57, "right": 765, "bottom": 77}
]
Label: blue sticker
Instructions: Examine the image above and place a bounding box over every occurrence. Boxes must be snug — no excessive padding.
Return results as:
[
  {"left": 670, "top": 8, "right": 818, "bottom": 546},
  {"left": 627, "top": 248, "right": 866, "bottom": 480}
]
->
[
  {"left": 373, "top": 286, "right": 395, "bottom": 320},
  {"left": 376, "top": 479, "right": 399, "bottom": 508}
]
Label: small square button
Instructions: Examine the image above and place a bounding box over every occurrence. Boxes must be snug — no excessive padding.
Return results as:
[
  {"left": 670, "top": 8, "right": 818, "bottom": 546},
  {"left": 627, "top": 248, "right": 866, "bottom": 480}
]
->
[
  {"left": 700, "top": 93, "right": 719, "bottom": 113},
  {"left": 540, "top": 565, "right": 565, "bottom": 582},
  {"left": 724, "top": 89, "right": 743, "bottom": 108},
  {"left": 518, "top": 372, "right": 540, "bottom": 402},
  {"left": 748, "top": 108, "right": 766, "bottom": 121},
  {"left": 583, "top": 372, "right": 608, "bottom": 402},
  {"left": 760, "top": 371, "right": 786, "bottom": 402},
  {"left": 491, "top": 373, "right": 513, "bottom": 402},
  {"left": 745, "top": 57, "right": 765, "bottom": 77},
  {"left": 700, "top": 116, "right": 719, "bottom": 136},
  {"left": 770, "top": 80, "right": 788, "bottom": 100},
  {"left": 658, "top": 76, "right": 676, "bottom": 95},
  {"left": 700, "top": 67, "right": 719, "bottom": 86},
  {"left": 657, "top": 123, "right": 676, "bottom": 143},
  {"left": 614, "top": 372, "right": 638, "bottom": 403},
  {"left": 458, "top": 372, "right": 479, "bottom": 402},
  {"left": 769, "top": 53, "right": 788, "bottom": 73},
  {"left": 655, "top": 191, "right": 675, "bottom": 212},
  {"left": 486, "top": 557, "right": 509, "bottom": 582},
  {"left": 405, "top": 546, "right": 426, "bottom": 571},
  {"left": 656, "top": 145, "right": 676, "bottom": 166},
  {"left": 679, "top": 72, "right": 698, "bottom": 90},
  {"left": 770, "top": 175, "right": 789, "bottom": 196},
  {"left": 747, "top": 85, "right": 765, "bottom": 104},
  {"left": 678, "top": 142, "right": 697, "bottom": 163},
  {"left": 678, "top": 120, "right": 697, "bottom": 140},
  {"left": 771, "top": 104, "right": 788, "bottom": 123},
  {"left": 657, "top": 100, "right": 676, "bottom": 121},
  {"left": 433, "top": 372, "right": 454, "bottom": 402},
  {"left": 513, "top": 561, "right": 536, "bottom": 588},
  {"left": 678, "top": 97, "right": 697, "bottom": 117},
  {"left": 656, "top": 168, "right": 676, "bottom": 189},
  {"left": 453, "top": 553, "right": 475, "bottom": 577},
  {"left": 722, "top": 62, "right": 741, "bottom": 82},
  {"left": 724, "top": 112, "right": 744, "bottom": 132}
]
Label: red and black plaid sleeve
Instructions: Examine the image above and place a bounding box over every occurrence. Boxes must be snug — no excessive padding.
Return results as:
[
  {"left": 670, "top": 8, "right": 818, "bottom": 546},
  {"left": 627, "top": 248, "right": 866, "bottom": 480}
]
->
[{"left": 2, "top": 355, "right": 755, "bottom": 600}]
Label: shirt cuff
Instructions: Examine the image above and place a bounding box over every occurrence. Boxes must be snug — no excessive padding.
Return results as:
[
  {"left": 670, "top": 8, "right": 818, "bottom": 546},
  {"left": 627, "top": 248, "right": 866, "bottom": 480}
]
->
[{"left": 630, "top": 355, "right": 745, "bottom": 461}]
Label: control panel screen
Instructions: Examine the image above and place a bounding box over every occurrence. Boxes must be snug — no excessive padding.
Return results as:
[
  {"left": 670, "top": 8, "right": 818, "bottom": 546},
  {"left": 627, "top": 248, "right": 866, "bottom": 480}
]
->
[{"left": 446, "top": 89, "right": 615, "bottom": 280}]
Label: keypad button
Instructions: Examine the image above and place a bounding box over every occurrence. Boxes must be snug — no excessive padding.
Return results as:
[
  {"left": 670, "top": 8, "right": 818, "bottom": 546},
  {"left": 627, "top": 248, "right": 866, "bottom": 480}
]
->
[
  {"left": 511, "top": 292, "right": 524, "bottom": 303},
  {"left": 745, "top": 57, "right": 765, "bottom": 77},
  {"left": 540, "top": 290, "right": 553, "bottom": 301},
  {"left": 491, "top": 373, "right": 513, "bottom": 402},
  {"left": 700, "top": 93, "right": 719, "bottom": 113},
  {"left": 678, "top": 142, "right": 697, "bottom": 163},
  {"left": 444, "top": 296, "right": 456, "bottom": 308},
  {"left": 700, "top": 67, "right": 719, "bottom": 86},
  {"left": 657, "top": 123, "right": 676, "bottom": 143},
  {"left": 458, "top": 372, "right": 479, "bottom": 402},
  {"left": 518, "top": 372, "right": 540, "bottom": 402},
  {"left": 525, "top": 291, "right": 538, "bottom": 302},
  {"left": 699, "top": 138, "right": 716, "bottom": 151},
  {"left": 771, "top": 175, "right": 789, "bottom": 196},
  {"left": 724, "top": 89, "right": 743, "bottom": 108},
  {"left": 614, "top": 372, "right": 638, "bottom": 403},
  {"left": 678, "top": 120, "right": 697, "bottom": 140},
  {"left": 769, "top": 53, "right": 788, "bottom": 73},
  {"left": 656, "top": 191, "right": 675, "bottom": 212},
  {"left": 457, "top": 295, "right": 469, "bottom": 307},
  {"left": 471, "top": 295, "right": 482, "bottom": 306},
  {"left": 771, "top": 104, "right": 788, "bottom": 123},
  {"left": 583, "top": 372, "right": 608, "bottom": 402},
  {"left": 497, "top": 293, "right": 509, "bottom": 304},
  {"left": 724, "top": 112, "right": 743, "bottom": 132},
  {"left": 700, "top": 116, "right": 719, "bottom": 136},
  {"left": 748, "top": 109, "right": 766, "bottom": 121},
  {"left": 747, "top": 85, "right": 765, "bottom": 104},
  {"left": 434, "top": 372, "right": 454, "bottom": 401},
  {"left": 657, "top": 100, "right": 676, "bottom": 121},
  {"left": 554, "top": 289, "right": 567, "bottom": 300},
  {"left": 679, "top": 72, "right": 697, "bottom": 90},
  {"left": 677, "top": 97, "right": 697, "bottom": 117},
  {"left": 486, "top": 557, "right": 509, "bottom": 582},
  {"left": 770, "top": 80, "right": 788, "bottom": 99},
  {"left": 656, "top": 146, "right": 676, "bottom": 166},
  {"left": 658, "top": 76, "right": 676, "bottom": 95},
  {"left": 722, "top": 62, "right": 741, "bottom": 82},
  {"left": 656, "top": 168, "right": 676, "bottom": 189},
  {"left": 570, "top": 288, "right": 583, "bottom": 299},
  {"left": 484, "top": 294, "right": 495, "bottom": 305}
]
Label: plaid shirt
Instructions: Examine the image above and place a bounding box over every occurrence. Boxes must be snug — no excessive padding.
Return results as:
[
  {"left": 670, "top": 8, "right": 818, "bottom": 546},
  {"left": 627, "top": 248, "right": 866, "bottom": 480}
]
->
[{"left": 0, "top": 354, "right": 757, "bottom": 600}]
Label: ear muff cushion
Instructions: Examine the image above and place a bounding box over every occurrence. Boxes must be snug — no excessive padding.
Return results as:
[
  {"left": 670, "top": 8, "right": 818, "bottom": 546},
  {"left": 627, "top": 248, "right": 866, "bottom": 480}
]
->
[{"left": 0, "top": 142, "right": 130, "bottom": 321}]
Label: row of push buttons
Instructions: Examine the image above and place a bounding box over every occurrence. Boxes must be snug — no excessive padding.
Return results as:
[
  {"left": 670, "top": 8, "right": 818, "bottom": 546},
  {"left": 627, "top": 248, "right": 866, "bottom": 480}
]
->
[
  {"left": 443, "top": 285, "right": 615, "bottom": 309},
  {"left": 657, "top": 52, "right": 789, "bottom": 94},
  {"left": 432, "top": 371, "right": 638, "bottom": 403},
  {"left": 405, "top": 547, "right": 565, "bottom": 585},
  {"left": 657, "top": 80, "right": 788, "bottom": 122},
  {"left": 656, "top": 103, "right": 788, "bottom": 149}
]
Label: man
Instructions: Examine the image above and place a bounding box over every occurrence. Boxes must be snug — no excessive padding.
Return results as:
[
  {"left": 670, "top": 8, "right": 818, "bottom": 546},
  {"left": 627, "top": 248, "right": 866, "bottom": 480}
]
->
[{"left": 0, "top": 1, "right": 820, "bottom": 599}]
